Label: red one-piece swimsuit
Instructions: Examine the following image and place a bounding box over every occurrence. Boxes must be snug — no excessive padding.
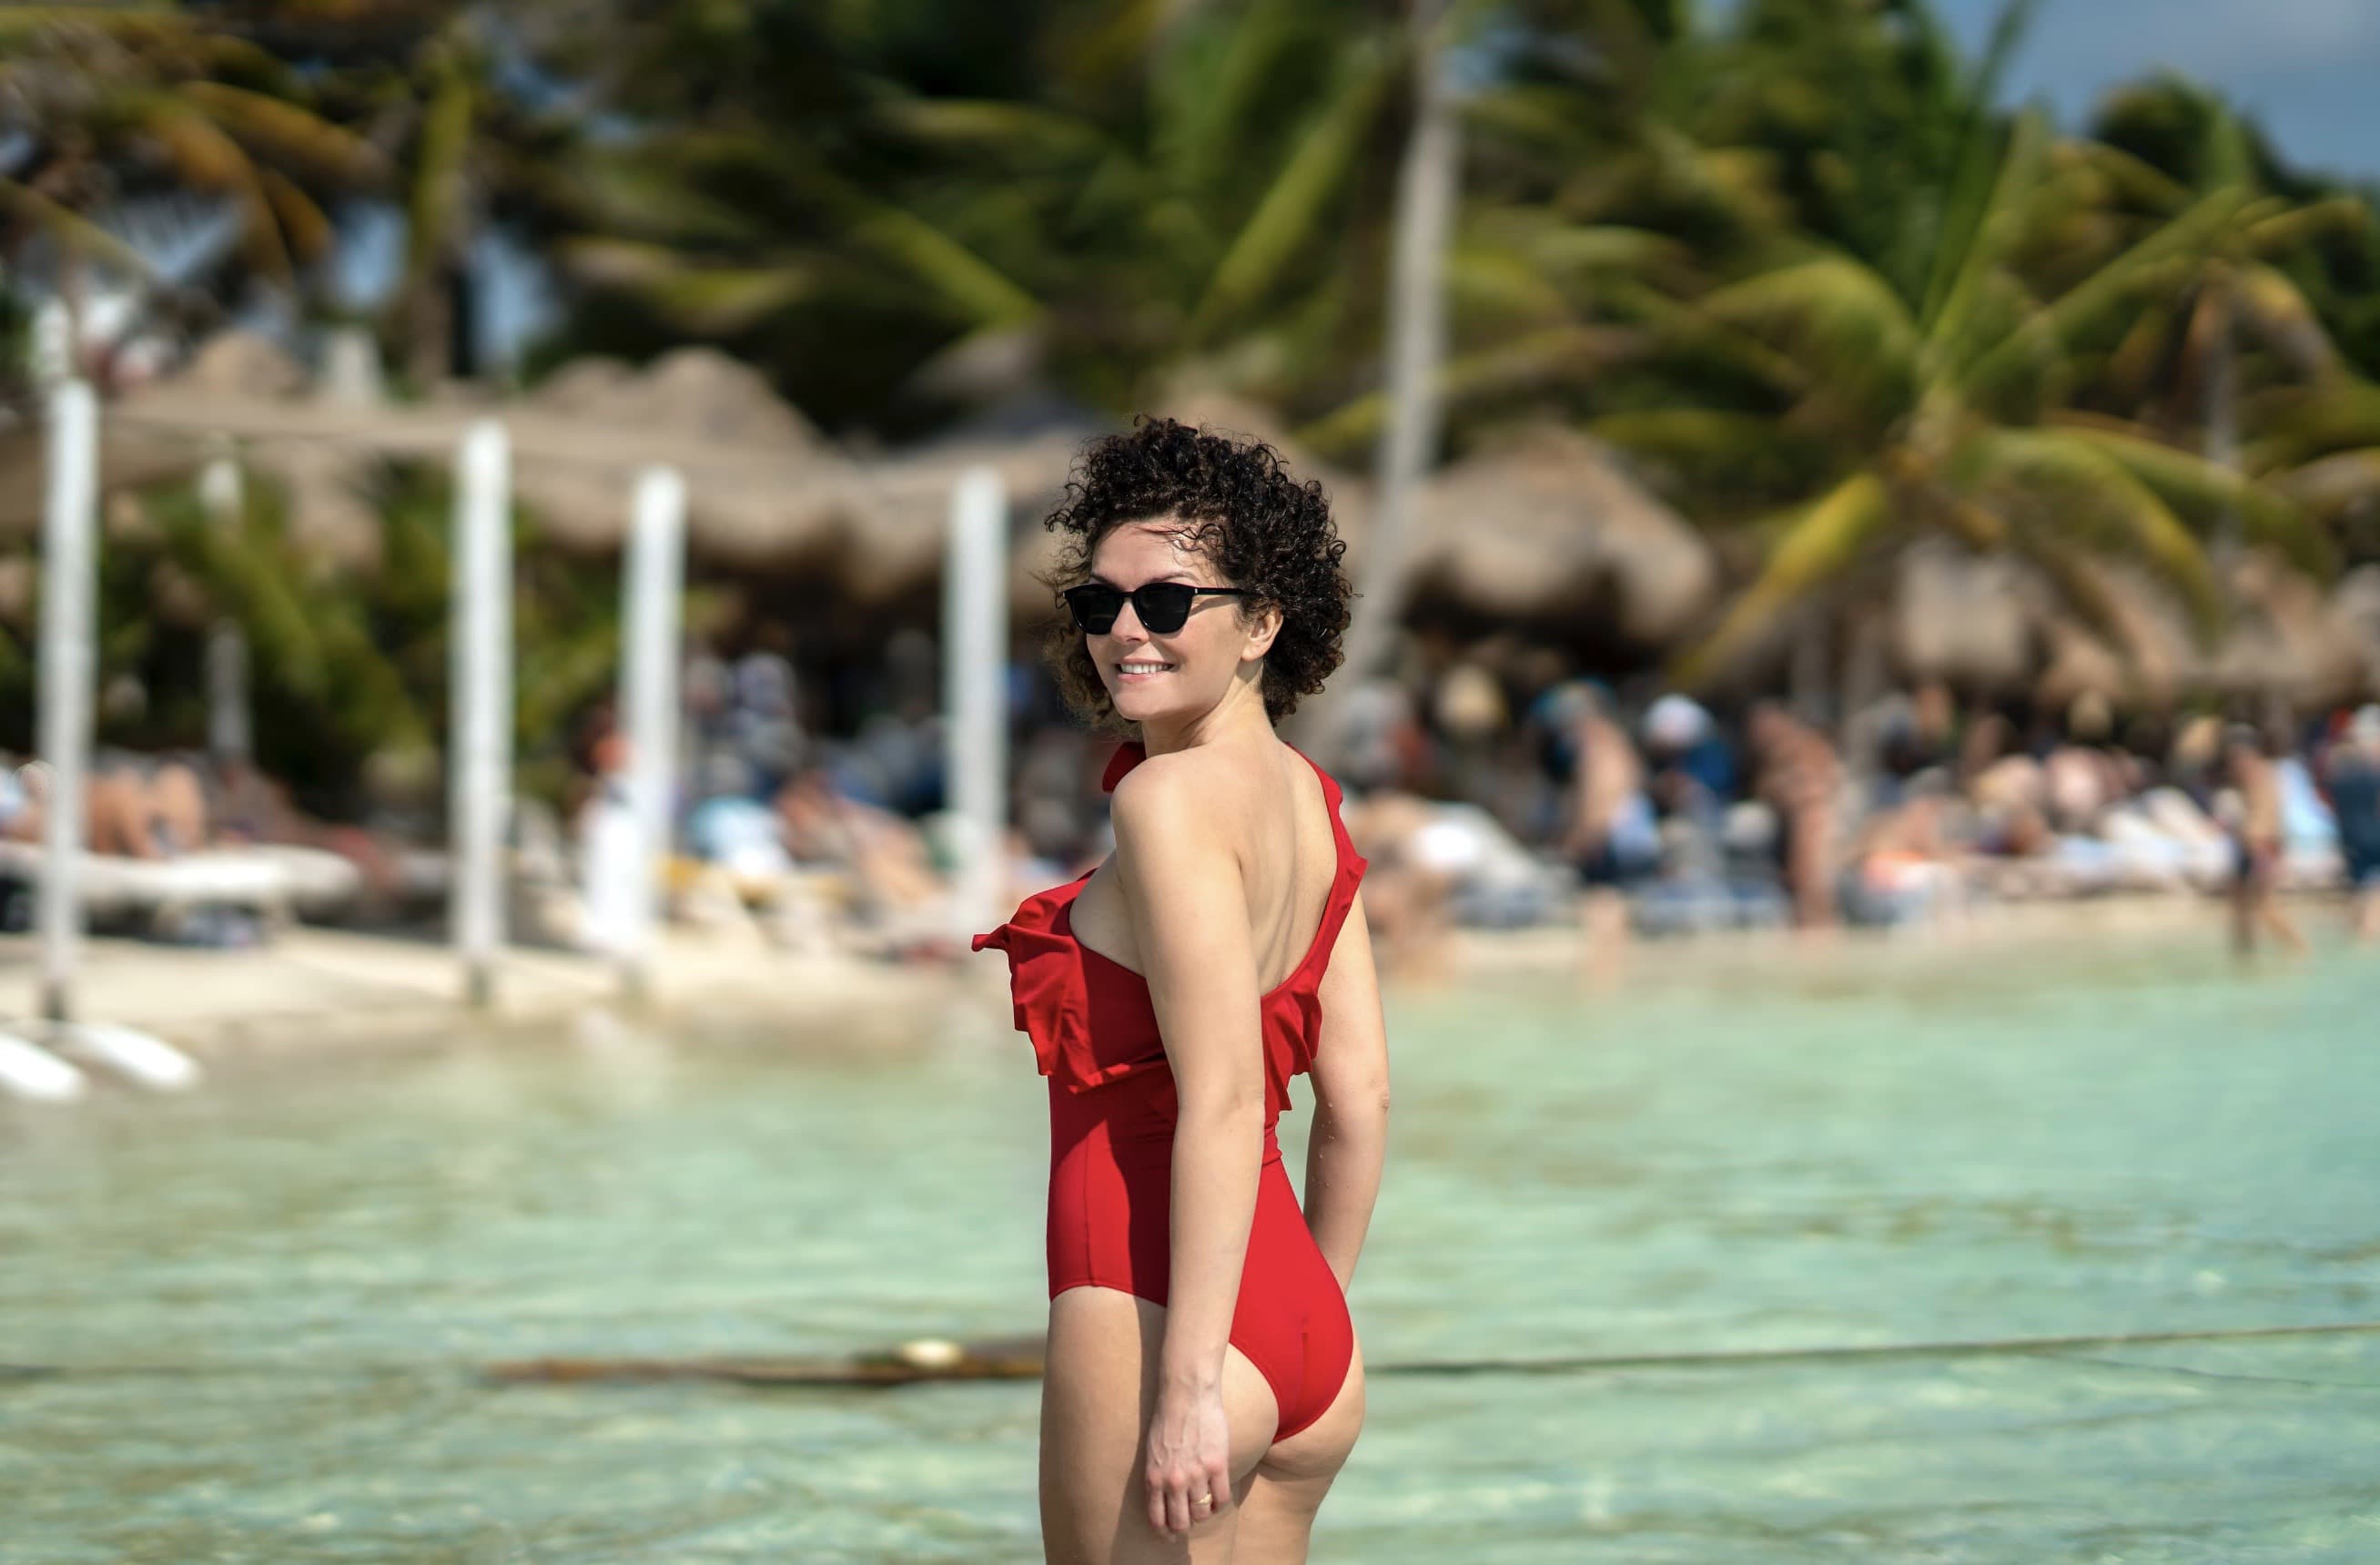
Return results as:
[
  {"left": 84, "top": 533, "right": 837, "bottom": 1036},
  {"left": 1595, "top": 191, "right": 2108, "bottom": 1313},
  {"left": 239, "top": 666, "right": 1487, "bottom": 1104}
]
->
[{"left": 972, "top": 739, "right": 1369, "bottom": 1442}]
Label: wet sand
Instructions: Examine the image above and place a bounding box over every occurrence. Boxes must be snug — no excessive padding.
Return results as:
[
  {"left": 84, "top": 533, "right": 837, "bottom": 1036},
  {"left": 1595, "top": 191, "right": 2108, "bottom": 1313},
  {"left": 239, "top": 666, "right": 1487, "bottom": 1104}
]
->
[{"left": 0, "top": 928, "right": 976, "bottom": 1058}]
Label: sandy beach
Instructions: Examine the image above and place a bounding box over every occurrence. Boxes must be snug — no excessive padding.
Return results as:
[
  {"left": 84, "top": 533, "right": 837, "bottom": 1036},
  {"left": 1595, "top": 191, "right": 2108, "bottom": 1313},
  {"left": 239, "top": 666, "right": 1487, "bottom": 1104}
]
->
[
  {"left": 0, "top": 927, "right": 980, "bottom": 1060},
  {"left": 0, "top": 888, "right": 2274, "bottom": 1067}
]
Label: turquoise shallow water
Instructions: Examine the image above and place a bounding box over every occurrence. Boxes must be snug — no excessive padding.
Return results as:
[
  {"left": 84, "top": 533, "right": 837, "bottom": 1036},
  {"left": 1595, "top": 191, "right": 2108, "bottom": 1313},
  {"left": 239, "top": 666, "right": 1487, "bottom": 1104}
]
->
[{"left": 5, "top": 927, "right": 2380, "bottom": 1562}]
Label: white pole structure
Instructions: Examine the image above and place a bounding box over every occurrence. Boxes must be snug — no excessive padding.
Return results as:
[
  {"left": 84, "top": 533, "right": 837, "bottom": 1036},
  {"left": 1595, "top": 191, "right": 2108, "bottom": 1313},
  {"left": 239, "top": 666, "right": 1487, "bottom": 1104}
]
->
[
  {"left": 36, "top": 379, "right": 97, "bottom": 1023},
  {"left": 450, "top": 419, "right": 512, "bottom": 1009},
  {"left": 198, "top": 444, "right": 250, "bottom": 765},
  {"left": 16, "top": 378, "right": 203, "bottom": 1094},
  {"left": 615, "top": 465, "right": 685, "bottom": 1001},
  {"left": 944, "top": 466, "right": 1008, "bottom": 945}
]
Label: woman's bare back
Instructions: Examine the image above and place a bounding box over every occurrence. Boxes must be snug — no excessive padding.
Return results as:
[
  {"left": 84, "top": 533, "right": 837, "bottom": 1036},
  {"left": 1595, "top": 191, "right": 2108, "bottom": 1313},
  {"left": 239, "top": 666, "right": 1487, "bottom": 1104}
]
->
[{"left": 1068, "top": 740, "right": 1342, "bottom": 992}]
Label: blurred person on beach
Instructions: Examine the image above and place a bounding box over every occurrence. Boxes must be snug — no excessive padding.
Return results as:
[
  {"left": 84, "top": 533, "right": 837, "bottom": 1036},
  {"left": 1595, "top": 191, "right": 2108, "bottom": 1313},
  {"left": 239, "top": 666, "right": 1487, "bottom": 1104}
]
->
[
  {"left": 1643, "top": 692, "right": 1735, "bottom": 815},
  {"left": 1747, "top": 702, "right": 1844, "bottom": 928},
  {"left": 1333, "top": 676, "right": 1429, "bottom": 796},
  {"left": 775, "top": 762, "right": 945, "bottom": 928},
  {"left": 1538, "top": 678, "right": 1654, "bottom": 960},
  {"left": 1959, "top": 710, "right": 2055, "bottom": 862},
  {"left": 2043, "top": 695, "right": 2127, "bottom": 836},
  {"left": 2223, "top": 725, "right": 2307, "bottom": 958},
  {"left": 0, "top": 757, "right": 31, "bottom": 843},
  {"left": 1431, "top": 660, "right": 1508, "bottom": 805},
  {"left": 1337, "top": 788, "right": 1457, "bottom": 980},
  {"left": 972, "top": 420, "right": 1388, "bottom": 1560},
  {"left": 2323, "top": 706, "right": 2380, "bottom": 940},
  {"left": 213, "top": 750, "right": 422, "bottom": 913},
  {"left": 573, "top": 728, "right": 643, "bottom": 957}
]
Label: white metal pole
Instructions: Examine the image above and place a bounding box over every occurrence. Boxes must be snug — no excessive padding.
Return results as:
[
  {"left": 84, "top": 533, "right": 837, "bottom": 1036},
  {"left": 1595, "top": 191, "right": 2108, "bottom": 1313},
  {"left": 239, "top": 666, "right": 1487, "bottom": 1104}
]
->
[
  {"left": 198, "top": 445, "right": 250, "bottom": 764},
  {"left": 36, "top": 380, "right": 97, "bottom": 1023},
  {"left": 945, "top": 466, "right": 1008, "bottom": 943},
  {"left": 451, "top": 419, "right": 512, "bottom": 1008},
  {"left": 617, "top": 464, "right": 685, "bottom": 1000}
]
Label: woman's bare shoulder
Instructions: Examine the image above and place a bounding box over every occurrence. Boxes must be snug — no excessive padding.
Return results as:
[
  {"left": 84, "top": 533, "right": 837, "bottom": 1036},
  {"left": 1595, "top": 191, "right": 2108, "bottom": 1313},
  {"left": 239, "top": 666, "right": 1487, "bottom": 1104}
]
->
[{"left": 1107, "top": 744, "right": 1269, "bottom": 849}]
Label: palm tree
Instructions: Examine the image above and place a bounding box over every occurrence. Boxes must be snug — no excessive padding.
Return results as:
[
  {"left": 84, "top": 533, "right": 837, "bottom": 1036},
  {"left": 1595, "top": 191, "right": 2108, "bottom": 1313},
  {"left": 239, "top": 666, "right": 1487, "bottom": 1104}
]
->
[
  {"left": 240, "top": 2, "right": 585, "bottom": 389},
  {"left": 0, "top": 7, "right": 385, "bottom": 383},
  {"left": 1286, "top": 0, "right": 1774, "bottom": 463},
  {"left": 1599, "top": 101, "right": 2330, "bottom": 689},
  {"left": 541, "top": 0, "right": 1414, "bottom": 430},
  {"left": 2050, "top": 84, "right": 2372, "bottom": 544},
  {"left": 1322, "top": 0, "right": 1462, "bottom": 734}
]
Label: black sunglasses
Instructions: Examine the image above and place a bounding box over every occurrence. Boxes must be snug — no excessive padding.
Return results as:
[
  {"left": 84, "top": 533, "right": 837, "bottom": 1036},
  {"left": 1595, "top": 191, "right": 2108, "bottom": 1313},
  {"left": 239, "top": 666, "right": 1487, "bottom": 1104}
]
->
[{"left": 1061, "top": 581, "right": 1254, "bottom": 635}]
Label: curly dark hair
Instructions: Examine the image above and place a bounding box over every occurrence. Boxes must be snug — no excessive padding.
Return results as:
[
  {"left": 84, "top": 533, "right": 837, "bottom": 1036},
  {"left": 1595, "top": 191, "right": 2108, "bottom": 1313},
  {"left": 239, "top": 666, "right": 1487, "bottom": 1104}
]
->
[{"left": 1039, "top": 417, "right": 1353, "bottom": 729}]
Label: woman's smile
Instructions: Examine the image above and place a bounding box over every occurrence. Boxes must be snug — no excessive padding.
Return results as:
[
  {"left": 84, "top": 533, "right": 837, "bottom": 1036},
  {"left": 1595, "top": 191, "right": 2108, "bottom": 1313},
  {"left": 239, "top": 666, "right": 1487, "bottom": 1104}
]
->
[{"left": 1113, "top": 658, "right": 1174, "bottom": 682}]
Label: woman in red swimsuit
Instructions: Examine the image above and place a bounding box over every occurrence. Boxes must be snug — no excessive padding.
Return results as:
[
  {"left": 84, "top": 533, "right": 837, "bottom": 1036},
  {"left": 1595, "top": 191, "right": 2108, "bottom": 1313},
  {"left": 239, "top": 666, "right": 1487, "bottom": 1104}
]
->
[{"left": 975, "top": 420, "right": 1392, "bottom": 1562}]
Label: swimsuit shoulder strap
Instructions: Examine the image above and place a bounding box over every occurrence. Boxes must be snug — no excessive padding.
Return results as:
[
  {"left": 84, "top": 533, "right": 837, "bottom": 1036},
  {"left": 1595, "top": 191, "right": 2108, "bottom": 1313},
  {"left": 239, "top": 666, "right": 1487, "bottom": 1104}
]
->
[
  {"left": 1099, "top": 740, "right": 1148, "bottom": 794},
  {"left": 1286, "top": 743, "right": 1352, "bottom": 848},
  {"left": 1288, "top": 741, "right": 1366, "bottom": 919}
]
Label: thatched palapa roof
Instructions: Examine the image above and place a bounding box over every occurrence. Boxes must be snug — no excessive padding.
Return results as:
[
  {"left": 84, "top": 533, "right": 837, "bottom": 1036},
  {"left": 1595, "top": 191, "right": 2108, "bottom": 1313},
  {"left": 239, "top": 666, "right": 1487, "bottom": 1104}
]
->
[
  {"left": 1149, "top": 394, "right": 1717, "bottom": 645},
  {"left": 1895, "top": 542, "right": 2375, "bottom": 707},
  {"left": 85, "top": 342, "right": 1717, "bottom": 637}
]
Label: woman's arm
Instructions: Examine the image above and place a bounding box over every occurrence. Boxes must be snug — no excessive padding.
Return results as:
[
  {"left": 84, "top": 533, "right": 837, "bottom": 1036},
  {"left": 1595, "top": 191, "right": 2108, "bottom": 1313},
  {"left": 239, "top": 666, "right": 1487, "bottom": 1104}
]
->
[
  {"left": 1108, "top": 755, "right": 1263, "bottom": 1533},
  {"left": 1303, "top": 889, "right": 1391, "bottom": 1292}
]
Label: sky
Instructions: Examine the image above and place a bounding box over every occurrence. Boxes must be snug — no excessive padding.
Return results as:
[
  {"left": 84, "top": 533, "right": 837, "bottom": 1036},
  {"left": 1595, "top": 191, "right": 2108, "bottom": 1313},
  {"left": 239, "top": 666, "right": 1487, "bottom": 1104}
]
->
[{"left": 1927, "top": 0, "right": 2380, "bottom": 183}]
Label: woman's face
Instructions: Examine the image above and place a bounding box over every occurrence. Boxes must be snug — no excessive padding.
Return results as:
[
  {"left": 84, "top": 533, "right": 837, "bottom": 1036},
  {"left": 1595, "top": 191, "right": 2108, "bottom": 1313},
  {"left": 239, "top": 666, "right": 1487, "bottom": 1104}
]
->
[{"left": 1083, "top": 519, "right": 1279, "bottom": 727}]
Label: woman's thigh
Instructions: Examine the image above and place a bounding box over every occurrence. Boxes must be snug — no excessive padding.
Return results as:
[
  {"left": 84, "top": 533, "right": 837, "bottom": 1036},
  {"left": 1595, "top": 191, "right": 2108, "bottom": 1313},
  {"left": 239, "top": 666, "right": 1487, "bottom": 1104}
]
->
[
  {"left": 1234, "top": 1336, "right": 1365, "bottom": 1565},
  {"left": 1040, "top": 1286, "right": 1280, "bottom": 1565}
]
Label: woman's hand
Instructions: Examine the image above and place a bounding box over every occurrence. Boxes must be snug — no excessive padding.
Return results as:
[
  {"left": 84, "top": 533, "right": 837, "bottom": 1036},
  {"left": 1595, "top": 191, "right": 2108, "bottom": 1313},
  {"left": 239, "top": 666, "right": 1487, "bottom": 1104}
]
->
[{"left": 1143, "top": 1381, "right": 1232, "bottom": 1537}]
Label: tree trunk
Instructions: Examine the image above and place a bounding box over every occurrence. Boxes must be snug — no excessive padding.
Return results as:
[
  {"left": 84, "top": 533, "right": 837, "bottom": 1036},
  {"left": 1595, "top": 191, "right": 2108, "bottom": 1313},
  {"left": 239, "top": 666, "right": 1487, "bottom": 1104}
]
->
[
  {"left": 2205, "top": 284, "right": 2239, "bottom": 562},
  {"left": 1298, "top": 0, "right": 1457, "bottom": 760},
  {"left": 406, "top": 253, "right": 458, "bottom": 390}
]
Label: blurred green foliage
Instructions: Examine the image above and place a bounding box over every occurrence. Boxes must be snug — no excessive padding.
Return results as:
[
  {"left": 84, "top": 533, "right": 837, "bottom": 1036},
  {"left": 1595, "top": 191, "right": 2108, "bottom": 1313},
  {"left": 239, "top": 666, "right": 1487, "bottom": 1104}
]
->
[{"left": 5, "top": 0, "right": 2380, "bottom": 812}]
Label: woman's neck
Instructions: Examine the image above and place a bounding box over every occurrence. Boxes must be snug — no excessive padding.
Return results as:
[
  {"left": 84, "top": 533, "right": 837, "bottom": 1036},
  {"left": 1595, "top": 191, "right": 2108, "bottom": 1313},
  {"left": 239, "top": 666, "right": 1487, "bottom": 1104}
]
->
[{"left": 1137, "top": 684, "right": 1274, "bottom": 759}]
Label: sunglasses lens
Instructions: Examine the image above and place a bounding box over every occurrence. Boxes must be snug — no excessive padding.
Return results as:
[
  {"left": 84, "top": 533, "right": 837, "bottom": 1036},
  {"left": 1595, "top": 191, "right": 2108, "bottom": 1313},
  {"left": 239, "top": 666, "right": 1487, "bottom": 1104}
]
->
[
  {"left": 1133, "top": 583, "right": 1195, "bottom": 634},
  {"left": 1065, "top": 585, "right": 1122, "bottom": 633}
]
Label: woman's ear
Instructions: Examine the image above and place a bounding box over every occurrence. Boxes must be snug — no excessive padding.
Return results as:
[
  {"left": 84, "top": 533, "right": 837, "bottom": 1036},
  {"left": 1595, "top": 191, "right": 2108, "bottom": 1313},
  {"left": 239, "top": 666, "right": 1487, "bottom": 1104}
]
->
[{"left": 1241, "top": 601, "right": 1284, "bottom": 664}]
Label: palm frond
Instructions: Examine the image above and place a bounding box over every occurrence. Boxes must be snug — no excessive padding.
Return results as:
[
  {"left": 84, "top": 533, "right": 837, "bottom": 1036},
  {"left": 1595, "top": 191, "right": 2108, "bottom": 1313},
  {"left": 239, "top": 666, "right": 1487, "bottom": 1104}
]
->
[
  {"left": 1153, "top": 0, "right": 1321, "bottom": 205},
  {"left": 2273, "top": 447, "right": 2380, "bottom": 519},
  {"left": 1593, "top": 408, "right": 1837, "bottom": 502},
  {"left": 2239, "top": 194, "right": 2372, "bottom": 257},
  {"left": 1444, "top": 243, "right": 1573, "bottom": 325},
  {"left": 2051, "top": 418, "right": 2337, "bottom": 575},
  {"left": 2061, "top": 139, "right": 2194, "bottom": 214},
  {"left": 1189, "top": 39, "right": 1394, "bottom": 337},
  {"left": 1969, "top": 428, "right": 2223, "bottom": 632},
  {"left": 1921, "top": 98, "right": 2048, "bottom": 345},
  {"left": 2009, "top": 530, "right": 2137, "bottom": 657},
  {"left": 256, "top": 165, "right": 332, "bottom": 262},
  {"left": 1292, "top": 323, "right": 1636, "bottom": 457},
  {"left": 1674, "top": 469, "right": 1894, "bottom": 687},
  {"left": 562, "top": 238, "right": 816, "bottom": 332},
  {"left": 563, "top": 149, "right": 775, "bottom": 246},
  {"left": 180, "top": 80, "right": 389, "bottom": 185},
  {"left": 1523, "top": 222, "right": 1696, "bottom": 286},
  {"left": 1960, "top": 185, "right": 2247, "bottom": 403},
  {"left": 2233, "top": 261, "right": 2339, "bottom": 378},
  {"left": 0, "top": 178, "right": 157, "bottom": 276},
  {"left": 876, "top": 98, "right": 1108, "bottom": 165},
  {"left": 1700, "top": 253, "right": 1919, "bottom": 423},
  {"left": 847, "top": 205, "right": 1041, "bottom": 327}
]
